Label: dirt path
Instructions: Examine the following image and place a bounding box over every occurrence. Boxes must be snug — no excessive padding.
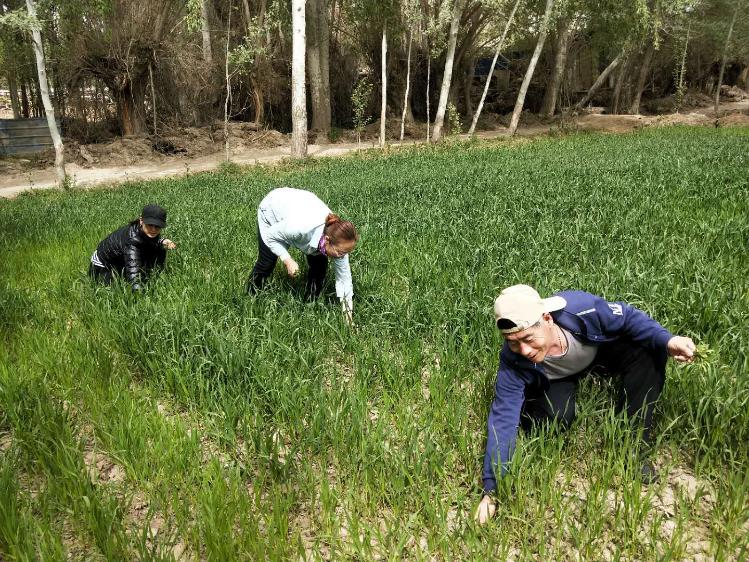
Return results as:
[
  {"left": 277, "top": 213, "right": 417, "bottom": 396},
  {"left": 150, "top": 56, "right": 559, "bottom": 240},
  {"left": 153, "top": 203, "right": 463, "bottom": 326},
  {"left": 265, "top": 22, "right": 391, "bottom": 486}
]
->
[{"left": 2, "top": 101, "right": 747, "bottom": 200}]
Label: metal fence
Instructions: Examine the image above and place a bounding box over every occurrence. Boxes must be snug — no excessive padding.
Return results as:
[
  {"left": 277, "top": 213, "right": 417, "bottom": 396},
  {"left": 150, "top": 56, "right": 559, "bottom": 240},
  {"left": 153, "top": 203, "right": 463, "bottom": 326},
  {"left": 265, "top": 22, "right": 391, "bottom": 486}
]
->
[{"left": 0, "top": 118, "right": 57, "bottom": 156}]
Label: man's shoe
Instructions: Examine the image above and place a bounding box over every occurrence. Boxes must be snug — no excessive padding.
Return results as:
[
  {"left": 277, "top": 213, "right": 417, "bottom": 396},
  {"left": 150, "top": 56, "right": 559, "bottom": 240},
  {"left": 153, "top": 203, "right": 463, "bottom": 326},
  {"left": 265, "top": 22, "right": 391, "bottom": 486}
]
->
[{"left": 641, "top": 460, "right": 658, "bottom": 485}]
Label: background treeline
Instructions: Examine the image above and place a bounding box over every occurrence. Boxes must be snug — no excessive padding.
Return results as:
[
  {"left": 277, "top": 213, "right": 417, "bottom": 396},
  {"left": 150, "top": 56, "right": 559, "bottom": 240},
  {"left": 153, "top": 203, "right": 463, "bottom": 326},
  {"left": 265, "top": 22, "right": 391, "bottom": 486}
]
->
[{"left": 0, "top": 0, "right": 746, "bottom": 143}]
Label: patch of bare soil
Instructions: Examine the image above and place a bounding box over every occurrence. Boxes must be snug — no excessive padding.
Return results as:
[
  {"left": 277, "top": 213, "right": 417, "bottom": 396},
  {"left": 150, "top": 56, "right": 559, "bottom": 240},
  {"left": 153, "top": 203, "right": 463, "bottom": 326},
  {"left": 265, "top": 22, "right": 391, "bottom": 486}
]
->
[
  {"left": 718, "top": 111, "right": 749, "bottom": 126},
  {"left": 720, "top": 84, "right": 748, "bottom": 102},
  {"left": 0, "top": 122, "right": 287, "bottom": 174},
  {"left": 83, "top": 450, "right": 126, "bottom": 484},
  {"left": 575, "top": 113, "right": 647, "bottom": 133},
  {"left": 0, "top": 430, "right": 11, "bottom": 452},
  {"left": 645, "top": 91, "right": 714, "bottom": 114},
  {"left": 496, "top": 109, "right": 547, "bottom": 127},
  {"left": 127, "top": 492, "right": 190, "bottom": 560},
  {"left": 556, "top": 456, "right": 721, "bottom": 561},
  {"left": 649, "top": 112, "right": 715, "bottom": 128}
]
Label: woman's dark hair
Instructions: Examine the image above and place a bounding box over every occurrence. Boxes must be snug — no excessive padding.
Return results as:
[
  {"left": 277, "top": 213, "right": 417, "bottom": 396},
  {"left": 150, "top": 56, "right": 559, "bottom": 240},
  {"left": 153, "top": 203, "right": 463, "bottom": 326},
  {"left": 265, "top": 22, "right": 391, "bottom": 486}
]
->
[{"left": 323, "top": 213, "right": 359, "bottom": 244}]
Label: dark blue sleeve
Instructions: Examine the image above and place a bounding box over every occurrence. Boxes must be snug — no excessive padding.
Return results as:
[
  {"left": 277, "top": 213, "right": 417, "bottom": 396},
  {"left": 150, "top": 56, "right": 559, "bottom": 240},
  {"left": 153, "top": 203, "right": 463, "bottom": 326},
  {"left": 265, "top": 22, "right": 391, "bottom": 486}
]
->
[
  {"left": 597, "top": 297, "right": 673, "bottom": 352},
  {"left": 482, "top": 351, "right": 526, "bottom": 494}
]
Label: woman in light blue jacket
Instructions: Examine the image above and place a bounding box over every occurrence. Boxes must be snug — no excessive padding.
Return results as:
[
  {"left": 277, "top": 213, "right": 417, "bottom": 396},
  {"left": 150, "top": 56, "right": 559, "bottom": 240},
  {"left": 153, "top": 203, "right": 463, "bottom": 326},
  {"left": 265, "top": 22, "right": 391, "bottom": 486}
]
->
[{"left": 247, "top": 188, "right": 359, "bottom": 322}]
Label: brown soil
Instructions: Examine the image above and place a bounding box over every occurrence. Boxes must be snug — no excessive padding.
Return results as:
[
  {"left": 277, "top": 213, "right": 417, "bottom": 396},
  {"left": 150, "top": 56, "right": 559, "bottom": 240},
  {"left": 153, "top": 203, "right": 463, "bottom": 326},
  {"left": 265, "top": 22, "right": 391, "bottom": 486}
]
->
[{"left": 2, "top": 98, "right": 747, "bottom": 199}]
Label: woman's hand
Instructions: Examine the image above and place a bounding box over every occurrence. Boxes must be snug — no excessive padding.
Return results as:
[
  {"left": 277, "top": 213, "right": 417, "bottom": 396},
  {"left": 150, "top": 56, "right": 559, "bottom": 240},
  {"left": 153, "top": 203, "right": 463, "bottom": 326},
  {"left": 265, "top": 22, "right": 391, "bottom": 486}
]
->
[
  {"left": 162, "top": 239, "right": 177, "bottom": 250},
  {"left": 342, "top": 300, "right": 354, "bottom": 327},
  {"left": 284, "top": 257, "right": 299, "bottom": 277}
]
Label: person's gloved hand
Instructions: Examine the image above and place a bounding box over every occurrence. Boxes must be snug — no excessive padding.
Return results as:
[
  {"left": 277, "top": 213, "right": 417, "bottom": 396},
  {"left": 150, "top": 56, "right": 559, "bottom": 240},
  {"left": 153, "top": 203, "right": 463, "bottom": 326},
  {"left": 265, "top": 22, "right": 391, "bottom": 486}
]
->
[
  {"left": 474, "top": 495, "right": 496, "bottom": 525},
  {"left": 162, "top": 238, "right": 177, "bottom": 250},
  {"left": 284, "top": 257, "right": 299, "bottom": 277},
  {"left": 667, "top": 336, "right": 696, "bottom": 363}
]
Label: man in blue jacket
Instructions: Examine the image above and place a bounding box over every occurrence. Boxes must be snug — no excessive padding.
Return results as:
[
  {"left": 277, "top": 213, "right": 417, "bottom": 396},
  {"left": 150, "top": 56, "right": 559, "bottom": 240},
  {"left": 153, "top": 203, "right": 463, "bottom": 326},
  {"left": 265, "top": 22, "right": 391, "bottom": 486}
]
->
[{"left": 475, "top": 284, "right": 696, "bottom": 524}]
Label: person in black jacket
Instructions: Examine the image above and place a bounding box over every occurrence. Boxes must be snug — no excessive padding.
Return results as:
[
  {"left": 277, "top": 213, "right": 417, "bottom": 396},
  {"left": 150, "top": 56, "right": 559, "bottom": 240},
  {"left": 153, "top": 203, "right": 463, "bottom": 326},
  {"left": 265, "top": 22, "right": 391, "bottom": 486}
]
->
[{"left": 88, "top": 204, "right": 177, "bottom": 291}]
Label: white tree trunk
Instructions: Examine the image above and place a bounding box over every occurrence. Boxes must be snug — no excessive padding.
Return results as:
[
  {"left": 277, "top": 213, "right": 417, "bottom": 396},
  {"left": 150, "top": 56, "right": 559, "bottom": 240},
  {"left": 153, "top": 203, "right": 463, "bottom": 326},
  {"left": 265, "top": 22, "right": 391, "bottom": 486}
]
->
[
  {"left": 574, "top": 51, "right": 624, "bottom": 110},
  {"left": 149, "top": 61, "right": 157, "bottom": 135},
  {"left": 400, "top": 32, "right": 413, "bottom": 141},
  {"left": 432, "top": 0, "right": 462, "bottom": 142},
  {"left": 224, "top": 6, "right": 232, "bottom": 161},
  {"left": 715, "top": 2, "right": 739, "bottom": 114},
  {"left": 508, "top": 0, "right": 554, "bottom": 136},
  {"left": 468, "top": 0, "right": 521, "bottom": 135},
  {"left": 26, "top": 0, "right": 66, "bottom": 185},
  {"left": 291, "top": 0, "right": 307, "bottom": 157},
  {"left": 201, "top": 0, "right": 213, "bottom": 64},
  {"left": 380, "top": 26, "right": 387, "bottom": 147}
]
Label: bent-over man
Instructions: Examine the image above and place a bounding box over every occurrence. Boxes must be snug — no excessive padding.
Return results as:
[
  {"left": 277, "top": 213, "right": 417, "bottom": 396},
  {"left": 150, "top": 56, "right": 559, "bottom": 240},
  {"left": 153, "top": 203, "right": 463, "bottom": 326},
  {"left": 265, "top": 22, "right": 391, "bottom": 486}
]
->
[{"left": 476, "top": 284, "right": 695, "bottom": 524}]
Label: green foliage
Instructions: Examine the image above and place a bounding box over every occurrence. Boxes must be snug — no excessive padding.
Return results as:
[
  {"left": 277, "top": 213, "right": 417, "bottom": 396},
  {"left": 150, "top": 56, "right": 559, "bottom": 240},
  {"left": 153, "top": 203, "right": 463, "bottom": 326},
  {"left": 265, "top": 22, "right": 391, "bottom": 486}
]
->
[
  {"left": 351, "top": 77, "right": 374, "bottom": 143},
  {"left": 446, "top": 102, "right": 463, "bottom": 135},
  {"left": 229, "top": 16, "right": 269, "bottom": 72},
  {"left": 217, "top": 159, "right": 243, "bottom": 175},
  {"left": 0, "top": 128, "right": 748, "bottom": 558},
  {"left": 184, "top": 0, "right": 204, "bottom": 33},
  {"left": 0, "top": 7, "right": 35, "bottom": 32}
]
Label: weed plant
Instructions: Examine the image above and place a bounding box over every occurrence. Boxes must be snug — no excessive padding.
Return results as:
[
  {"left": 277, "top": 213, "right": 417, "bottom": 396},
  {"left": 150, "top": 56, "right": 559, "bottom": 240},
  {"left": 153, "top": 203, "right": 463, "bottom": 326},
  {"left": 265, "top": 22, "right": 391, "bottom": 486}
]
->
[{"left": 1, "top": 126, "right": 747, "bottom": 560}]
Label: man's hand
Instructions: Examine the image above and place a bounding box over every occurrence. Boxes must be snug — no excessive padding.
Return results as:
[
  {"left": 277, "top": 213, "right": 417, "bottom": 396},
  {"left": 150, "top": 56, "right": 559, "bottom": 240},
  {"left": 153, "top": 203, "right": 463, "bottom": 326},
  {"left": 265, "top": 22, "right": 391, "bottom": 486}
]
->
[
  {"left": 667, "top": 336, "right": 696, "bottom": 363},
  {"left": 284, "top": 257, "right": 299, "bottom": 277},
  {"left": 162, "top": 239, "right": 177, "bottom": 250},
  {"left": 474, "top": 495, "right": 496, "bottom": 525}
]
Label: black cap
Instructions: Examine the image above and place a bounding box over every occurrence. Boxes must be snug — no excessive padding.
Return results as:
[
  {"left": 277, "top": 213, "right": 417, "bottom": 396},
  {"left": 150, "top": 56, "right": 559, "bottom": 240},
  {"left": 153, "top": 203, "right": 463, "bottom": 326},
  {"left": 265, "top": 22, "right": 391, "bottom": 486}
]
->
[{"left": 142, "top": 204, "right": 167, "bottom": 228}]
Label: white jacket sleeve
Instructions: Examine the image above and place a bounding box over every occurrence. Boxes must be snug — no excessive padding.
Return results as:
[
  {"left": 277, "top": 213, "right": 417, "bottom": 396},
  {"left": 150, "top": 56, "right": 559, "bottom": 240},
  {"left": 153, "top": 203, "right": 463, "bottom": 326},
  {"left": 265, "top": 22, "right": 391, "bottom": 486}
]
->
[
  {"left": 264, "top": 221, "right": 302, "bottom": 262},
  {"left": 332, "top": 254, "right": 354, "bottom": 310}
]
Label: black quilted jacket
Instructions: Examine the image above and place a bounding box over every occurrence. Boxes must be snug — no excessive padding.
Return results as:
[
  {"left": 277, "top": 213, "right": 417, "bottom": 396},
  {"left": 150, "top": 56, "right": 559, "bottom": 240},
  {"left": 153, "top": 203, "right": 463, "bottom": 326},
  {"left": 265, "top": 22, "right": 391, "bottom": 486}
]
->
[{"left": 94, "top": 221, "right": 166, "bottom": 290}]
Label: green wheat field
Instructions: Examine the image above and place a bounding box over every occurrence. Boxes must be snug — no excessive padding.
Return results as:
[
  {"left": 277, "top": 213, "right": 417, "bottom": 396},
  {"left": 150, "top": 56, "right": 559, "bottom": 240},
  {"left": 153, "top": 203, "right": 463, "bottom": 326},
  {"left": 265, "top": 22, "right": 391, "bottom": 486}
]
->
[{"left": 1, "top": 126, "right": 748, "bottom": 561}]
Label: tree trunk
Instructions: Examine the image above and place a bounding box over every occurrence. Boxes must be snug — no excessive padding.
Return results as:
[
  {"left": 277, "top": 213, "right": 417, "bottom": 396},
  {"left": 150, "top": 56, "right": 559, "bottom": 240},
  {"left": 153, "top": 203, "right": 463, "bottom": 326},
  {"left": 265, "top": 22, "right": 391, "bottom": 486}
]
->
[
  {"left": 307, "top": 0, "right": 331, "bottom": 134},
  {"left": 432, "top": 0, "right": 463, "bottom": 142},
  {"left": 629, "top": 42, "right": 655, "bottom": 114},
  {"left": 248, "top": 0, "right": 268, "bottom": 128},
  {"left": 201, "top": 0, "right": 213, "bottom": 65},
  {"left": 291, "top": 0, "right": 307, "bottom": 157},
  {"left": 26, "top": 0, "right": 66, "bottom": 185},
  {"left": 149, "top": 62, "right": 157, "bottom": 134},
  {"left": 241, "top": 0, "right": 251, "bottom": 26},
  {"left": 610, "top": 55, "right": 628, "bottom": 114},
  {"left": 7, "top": 71, "right": 21, "bottom": 119},
  {"left": 223, "top": 4, "right": 232, "bottom": 161},
  {"left": 380, "top": 26, "right": 387, "bottom": 147},
  {"left": 739, "top": 65, "right": 749, "bottom": 91},
  {"left": 541, "top": 18, "right": 572, "bottom": 118},
  {"left": 508, "top": 0, "right": 554, "bottom": 136},
  {"left": 426, "top": 52, "right": 431, "bottom": 142},
  {"left": 675, "top": 21, "right": 691, "bottom": 113},
  {"left": 116, "top": 81, "right": 148, "bottom": 136},
  {"left": 463, "top": 59, "right": 474, "bottom": 124},
  {"left": 400, "top": 31, "right": 413, "bottom": 141},
  {"left": 21, "top": 81, "right": 30, "bottom": 118},
  {"left": 249, "top": 76, "right": 265, "bottom": 126},
  {"left": 469, "top": 0, "right": 521, "bottom": 135},
  {"left": 574, "top": 51, "right": 624, "bottom": 110},
  {"left": 715, "top": 1, "right": 740, "bottom": 115}
]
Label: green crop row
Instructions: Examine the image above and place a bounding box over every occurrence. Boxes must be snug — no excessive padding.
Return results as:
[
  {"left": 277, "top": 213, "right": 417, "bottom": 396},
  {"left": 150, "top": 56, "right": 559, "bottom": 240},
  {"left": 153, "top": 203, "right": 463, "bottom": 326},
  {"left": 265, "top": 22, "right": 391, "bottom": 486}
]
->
[{"left": 1, "top": 126, "right": 747, "bottom": 560}]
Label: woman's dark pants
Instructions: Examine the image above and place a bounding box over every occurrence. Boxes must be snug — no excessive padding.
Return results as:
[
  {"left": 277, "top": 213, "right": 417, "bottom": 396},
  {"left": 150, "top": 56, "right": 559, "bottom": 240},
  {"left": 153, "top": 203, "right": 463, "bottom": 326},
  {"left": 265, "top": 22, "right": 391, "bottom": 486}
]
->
[
  {"left": 246, "top": 231, "right": 328, "bottom": 300},
  {"left": 88, "top": 263, "right": 114, "bottom": 285}
]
